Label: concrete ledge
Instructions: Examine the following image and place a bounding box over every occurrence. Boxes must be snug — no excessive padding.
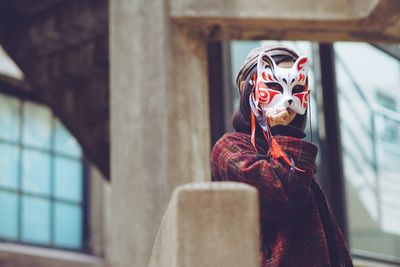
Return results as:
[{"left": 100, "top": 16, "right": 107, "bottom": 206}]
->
[
  {"left": 354, "top": 258, "right": 400, "bottom": 267},
  {"left": 0, "top": 243, "right": 106, "bottom": 267},
  {"left": 171, "top": 0, "right": 379, "bottom": 20},
  {"left": 148, "top": 182, "right": 260, "bottom": 267},
  {"left": 170, "top": 0, "right": 400, "bottom": 42}
]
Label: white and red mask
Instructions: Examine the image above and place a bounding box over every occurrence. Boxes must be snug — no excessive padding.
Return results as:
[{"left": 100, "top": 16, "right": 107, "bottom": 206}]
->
[{"left": 253, "top": 52, "right": 310, "bottom": 115}]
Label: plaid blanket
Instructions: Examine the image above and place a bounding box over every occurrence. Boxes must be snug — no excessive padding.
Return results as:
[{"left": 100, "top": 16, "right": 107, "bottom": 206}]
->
[{"left": 211, "top": 132, "right": 353, "bottom": 267}]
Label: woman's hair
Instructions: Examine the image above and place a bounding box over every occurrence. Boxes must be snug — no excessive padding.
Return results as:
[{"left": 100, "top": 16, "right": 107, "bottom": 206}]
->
[{"left": 232, "top": 54, "right": 307, "bottom": 133}]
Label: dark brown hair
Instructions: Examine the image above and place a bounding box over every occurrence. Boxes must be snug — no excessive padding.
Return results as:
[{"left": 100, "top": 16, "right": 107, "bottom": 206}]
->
[{"left": 232, "top": 55, "right": 307, "bottom": 133}]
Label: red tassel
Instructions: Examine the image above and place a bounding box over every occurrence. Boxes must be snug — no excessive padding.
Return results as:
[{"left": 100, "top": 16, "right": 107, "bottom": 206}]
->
[
  {"left": 270, "top": 137, "right": 306, "bottom": 173},
  {"left": 270, "top": 138, "right": 291, "bottom": 165},
  {"left": 260, "top": 114, "right": 306, "bottom": 173},
  {"left": 251, "top": 110, "right": 257, "bottom": 151}
]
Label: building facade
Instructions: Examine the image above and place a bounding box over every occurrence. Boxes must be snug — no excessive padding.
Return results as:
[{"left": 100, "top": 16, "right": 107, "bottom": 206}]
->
[{"left": 0, "top": 0, "right": 400, "bottom": 266}]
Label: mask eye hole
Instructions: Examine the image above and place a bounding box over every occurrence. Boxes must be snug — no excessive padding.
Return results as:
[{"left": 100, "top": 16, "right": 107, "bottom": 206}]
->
[
  {"left": 292, "top": 85, "right": 305, "bottom": 94},
  {"left": 265, "top": 82, "right": 283, "bottom": 93}
]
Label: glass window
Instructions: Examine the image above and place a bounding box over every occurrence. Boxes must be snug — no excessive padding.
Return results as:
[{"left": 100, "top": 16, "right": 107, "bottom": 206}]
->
[
  {"left": 21, "top": 196, "right": 51, "bottom": 245},
  {"left": 0, "top": 191, "right": 18, "bottom": 240},
  {"left": 376, "top": 93, "right": 398, "bottom": 144},
  {"left": 0, "top": 94, "right": 20, "bottom": 142},
  {"left": 0, "top": 93, "right": 85, "bottom": 250},
  {"left": 0, "top": 143, "right": 19, "bottom": 189},
  {"left": 54, "top": 119, "right": 82, "bottom": 157},
  {"left": 54, "top": 157, "right": 83, "bottom": 202},
  {"left": 22, "top": 102, "right": 52, "bottom": 149},
  {"left": 335, "top": 42, "right": 400, "bottom": 261},
  {"left": 54, "top": 202, "right": 82, "bottom": 248},
  {"left": 22, "top": 149, "right": 51, "bottom": 195}
]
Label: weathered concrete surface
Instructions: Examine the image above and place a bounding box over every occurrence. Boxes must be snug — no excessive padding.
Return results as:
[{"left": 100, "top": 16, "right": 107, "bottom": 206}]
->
[
  {"left": 170, "top": 0, "right": 400, "bottom": 42},
  {"left": 148, "top": 182, "right": 260, "bottom": 267},
  {"left": 88, "top": 165, "right": 108, "bottom": 258},
  {"left": 353, "top": 259, "right": 398, "bottom": 267},
  {"left": 0, "top": 243, "right": 105, "bottom": 267},
  {"left": 110, "top": 0, "right": 210, "bottom": 266},
  {"left": 171, "top": 0, "right": 379, "bottom": 20}
]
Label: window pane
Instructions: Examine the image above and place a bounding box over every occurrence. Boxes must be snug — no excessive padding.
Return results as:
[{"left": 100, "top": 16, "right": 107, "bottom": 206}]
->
[
  {"left": 22, "top": 102, "right": 51, "bottom": 149},
  {"left": 0, "top": 93, "right": 20, "bottom": 142},
  {"left": 55, "top": 157, "right": 82, "bottom": 203},
  {"left": 54, "top": 202, "right": 82, "bottom": 249},
  {"left": 21, "top": 196, "right": 50, "bottom": 245},
  {"left": 54, "top": 119, "right": 82, "bottom": 157},
  {"left": 0, "top": 143, "right": 19, "bottom": 189},
  {"left": 0, "top": 191, "right": 18, "bottom": 240},
  {"left": 335, "top": 42, "right": 400, "bottom": 261},
  {"left": 22, "top": 149, "right": 50, "bottom": 195}
]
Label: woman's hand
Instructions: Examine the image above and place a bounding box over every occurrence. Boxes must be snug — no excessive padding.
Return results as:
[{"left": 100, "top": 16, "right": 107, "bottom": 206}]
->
[{"left": 265, "top": 106, "right": 297, "bottom": 127}]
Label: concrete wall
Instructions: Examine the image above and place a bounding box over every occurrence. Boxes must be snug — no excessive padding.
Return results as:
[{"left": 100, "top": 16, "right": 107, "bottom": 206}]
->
[
  {"left": 88, "top": 165, "right": 108, "bottom": 258},
  {"left": 0, "top": 243, "right": 105, "bottom": 267}
]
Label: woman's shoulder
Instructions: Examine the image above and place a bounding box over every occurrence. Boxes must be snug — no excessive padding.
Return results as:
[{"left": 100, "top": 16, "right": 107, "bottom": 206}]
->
[
  {"left": 213, "top": 131, "right": 318, "bottom": 162},
  {"left": 213, "top": 132, "right": 259, "bottom": 152},
  {"left": 212, "top": 131, "right": 268, "bottom": 157},
  {"left": 218, "top": 132, "right": 251, "bottom": 144}
]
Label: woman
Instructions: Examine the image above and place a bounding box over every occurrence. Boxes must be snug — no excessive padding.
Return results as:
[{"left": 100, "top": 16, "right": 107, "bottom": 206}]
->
[{"left": 211, "top": 43, "right": 353, "bottom": 267}]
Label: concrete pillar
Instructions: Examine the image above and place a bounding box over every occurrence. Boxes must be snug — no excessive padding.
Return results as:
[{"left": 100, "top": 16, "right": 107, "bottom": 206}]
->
[
  {"left": 110, "top": 0, "right": 210, "bottom": 266},
  {"left": 149, "top": 182, "right": 260, "bottom": 267}
]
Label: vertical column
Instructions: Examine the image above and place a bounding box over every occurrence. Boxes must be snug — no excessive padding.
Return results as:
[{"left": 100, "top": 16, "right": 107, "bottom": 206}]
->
[
  {"left": 109, "top": 0, "right": 210, "bottom": 266},
  {"left": 318, "top": 44, "right": 348, "bottom": 240}
]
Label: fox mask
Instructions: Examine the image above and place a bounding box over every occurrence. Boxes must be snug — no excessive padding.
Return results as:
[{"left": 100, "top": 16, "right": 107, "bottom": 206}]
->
[{"left": 253, "top": 52, "right": 310, "bottom": 115}]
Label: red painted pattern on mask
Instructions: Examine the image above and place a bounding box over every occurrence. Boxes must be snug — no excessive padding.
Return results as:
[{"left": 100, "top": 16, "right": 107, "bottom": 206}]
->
[
  {"left": 262, "top": 72, "right": 268, "bottom": 81},
  {"left": 257, "top": 83, "right": 280, "bottom": 105},
  {"left": 257, "top": 83, "right": 269, "bottom": 103},
  {"left": 258, "top": 88, "right": 269, "bottom": 103},
  {"left": 262, "top": 72, "right": 274, "bottom": 81},
  {"left": 294, "top": 92, "right": 308, "bottom": 109},
  {"left": 265, "top": 89, "right": 280, "bottom": 105},
  {"left": 297, "top": 57, "right": 308, "bottom": 72}
]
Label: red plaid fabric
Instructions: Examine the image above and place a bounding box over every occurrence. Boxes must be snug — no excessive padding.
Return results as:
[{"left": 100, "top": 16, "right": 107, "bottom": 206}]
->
[{"left": 211, "top": 132, "right": 353, "bottom": 267}]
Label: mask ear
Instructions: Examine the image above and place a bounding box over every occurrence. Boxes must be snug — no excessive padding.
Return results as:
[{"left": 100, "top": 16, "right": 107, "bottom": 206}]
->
[
  {"left": 257, "top": 52, "right": 276, "bottom": 79},
  {"left": 293, "top": 55, "right": 309, "bottom": 74}
]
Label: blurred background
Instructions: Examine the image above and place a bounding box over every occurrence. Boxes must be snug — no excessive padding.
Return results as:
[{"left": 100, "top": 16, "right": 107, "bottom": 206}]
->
[
  {"left": 0, "top": 0, "right": 399, "bottom": 266},
  {"left": 215, "top": 40, "right": 400, "bottom": 265}
]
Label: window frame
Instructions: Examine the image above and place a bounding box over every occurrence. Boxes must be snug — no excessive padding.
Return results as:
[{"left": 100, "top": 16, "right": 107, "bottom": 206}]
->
[{"left": 0, "top": 80, "right": 89, "bottom": 253}]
